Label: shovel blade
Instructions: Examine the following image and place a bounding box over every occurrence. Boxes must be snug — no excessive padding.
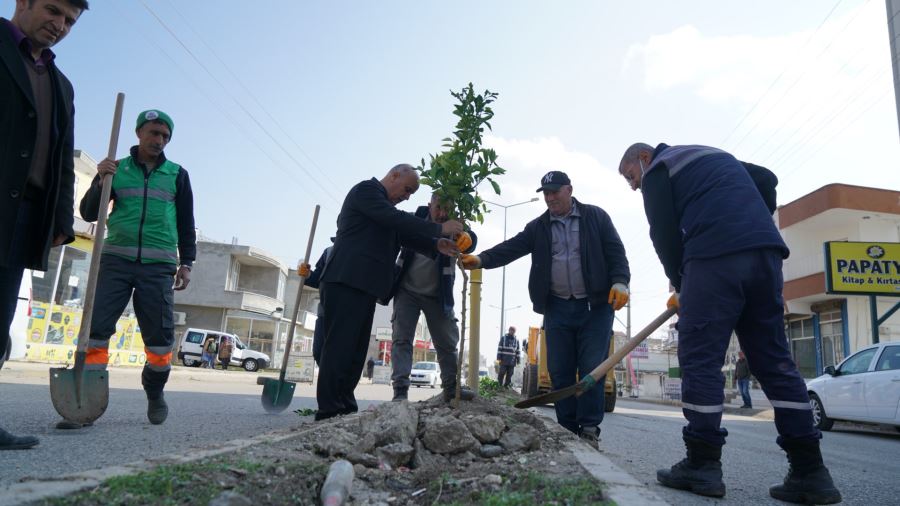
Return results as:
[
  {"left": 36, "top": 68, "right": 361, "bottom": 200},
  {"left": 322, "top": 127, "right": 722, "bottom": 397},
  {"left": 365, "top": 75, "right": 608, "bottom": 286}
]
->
[
  {"left": 260, "top": 378, "right": 296, "bottom": 413},
  {"left": 514, "top": 383, "right": 581, "bottom": 409},
  {"left": 49, "top": 367, "right": 109, "bottom": 424}
]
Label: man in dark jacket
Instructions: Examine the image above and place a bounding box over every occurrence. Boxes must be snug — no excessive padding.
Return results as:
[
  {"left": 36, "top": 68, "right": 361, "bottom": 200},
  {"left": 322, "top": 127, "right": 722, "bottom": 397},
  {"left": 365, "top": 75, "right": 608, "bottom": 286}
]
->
[
  {"left": 314, "top": 164, "right": 462, "bottom": 421},
  {"left": 619, "top": 143, "right": 840, "bottom": 504},
  {"left": 461, "top": 171, "right": 631, "bottom": 448},
  {"left": 0, "top": 0, "right": 89, "bottom": 450},
  {"left": 381, "top": 192, "right": 478, "bottom": 402},
  {"left": 496, "top": 326, "right": 519, "bottom": 387},
  {"left": 80, "top": 110, "right": 196, "bottom": 426}
]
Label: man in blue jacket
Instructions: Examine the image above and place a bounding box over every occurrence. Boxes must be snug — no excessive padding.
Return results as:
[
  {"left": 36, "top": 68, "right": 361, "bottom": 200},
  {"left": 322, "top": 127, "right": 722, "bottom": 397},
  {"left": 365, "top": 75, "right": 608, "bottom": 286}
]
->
[
  {"left": 381, "top": 192, "right": 478, "bottom": 402},
  {"left": 462, "top": 171, "right": 630, "bottom": 448},
  {"left": 618, "top": 143, "right": 840, "bottom": 504}
]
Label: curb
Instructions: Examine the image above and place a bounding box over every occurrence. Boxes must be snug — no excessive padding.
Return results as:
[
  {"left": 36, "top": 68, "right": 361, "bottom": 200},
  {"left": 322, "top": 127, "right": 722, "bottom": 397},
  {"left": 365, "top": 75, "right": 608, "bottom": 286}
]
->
[
  {"left": 0, "top": 425, "right": 318, "bottom": 506},
  {"left": 531, "top": 408, "right": 671, "bottom": 505}
]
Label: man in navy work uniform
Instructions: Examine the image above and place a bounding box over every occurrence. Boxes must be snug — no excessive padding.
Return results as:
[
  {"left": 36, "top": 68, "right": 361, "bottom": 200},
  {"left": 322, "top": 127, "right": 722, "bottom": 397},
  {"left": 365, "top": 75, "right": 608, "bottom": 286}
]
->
[
  {"left": 496, "top": 326, "right": 519, "bottom": 388},
  {"left": 618, "top": 143, "right": 841, "bottom": 504},
  {"left": 461, "top": 171, "right": 630, "bottom": 448}
]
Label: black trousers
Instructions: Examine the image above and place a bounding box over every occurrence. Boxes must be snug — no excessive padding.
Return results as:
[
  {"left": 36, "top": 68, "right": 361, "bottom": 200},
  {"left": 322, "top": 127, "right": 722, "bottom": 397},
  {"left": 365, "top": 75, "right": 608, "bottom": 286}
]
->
[
  {"left": 498, "top": 363, "right": 515, "bottom": 386},
  {"left": 315, "top": 281, "right": 376, "bottom": 420}
]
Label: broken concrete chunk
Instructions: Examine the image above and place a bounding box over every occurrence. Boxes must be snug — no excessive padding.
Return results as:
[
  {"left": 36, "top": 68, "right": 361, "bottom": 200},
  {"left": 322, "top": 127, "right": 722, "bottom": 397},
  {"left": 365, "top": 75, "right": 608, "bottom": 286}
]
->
[
  {"left": 463, "top": 415, "right": 505, "bottom": 443},
  {"left": 421, "top": 417, "right": 478, "bottom": 455},
  {"left": 479, "top": 444, "right": 503, "bottom": 458},
  {"left": 376, "top": 442, "right": 415, "bottom": 469},
  {"left": 499, "top": 424, "right": 541, "bottom": 452},
  {"left": 346, "top": 451, "right": 379, "bottom": 468},
  {"left": 208, "top": 491, "right": 252, "bottom": 506},
  {"left": 362, "top": 401, "right": 419, "bottom": 447},
  {"left": 482, "top": 474, "right": 503, "bottom": 486},
  {"left": 314, "top": 428, "right": 375, "bottom": 457}
]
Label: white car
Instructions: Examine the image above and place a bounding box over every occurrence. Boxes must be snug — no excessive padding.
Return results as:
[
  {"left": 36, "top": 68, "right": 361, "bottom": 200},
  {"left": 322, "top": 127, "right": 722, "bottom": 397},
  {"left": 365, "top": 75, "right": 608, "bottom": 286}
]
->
[
  {"left": 410, "top": 361, "right": 440, "bottom": 388},
  {"left": 177, "top": 328, "right": 270, "bottom": 372},
  {"left": 806, "top": 341, "right": 900, "bottom": 432},
  {"left": 5, "top": 270, "right": 33, "bottom": 365}
]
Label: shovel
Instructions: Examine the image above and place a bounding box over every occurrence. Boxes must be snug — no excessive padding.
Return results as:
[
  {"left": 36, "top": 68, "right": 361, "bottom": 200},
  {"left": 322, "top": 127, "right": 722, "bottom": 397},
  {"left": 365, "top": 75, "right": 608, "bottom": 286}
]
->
[
  {"left": 258, "top": 205, "right": 320, "bottom": 413},
  {"left": 49, "top": 92, "right": 125, "bottom": 424},
  {"left": 515, "top": 306, "right": 677, "bottom": 409}
]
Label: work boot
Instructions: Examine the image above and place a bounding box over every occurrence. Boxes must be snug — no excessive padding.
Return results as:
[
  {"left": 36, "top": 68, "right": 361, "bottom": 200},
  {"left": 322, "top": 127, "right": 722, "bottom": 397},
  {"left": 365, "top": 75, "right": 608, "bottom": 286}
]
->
[
  {"left": 0, "top": 428, "right": 39, "bottom": 450},
  {"left": 147, "top": 393, "right": 169, "bottom": 425},
  {"left": 578, "top": 425, "right": 601, "bottom": 450},
  {"left": 442, "top": 386, "right": 476, "bottom": 402},
  {"left": 657, "top": 436, "right": 726, "bottom": 498},
  {"left": 392, "top": 387, "right": 408, "bottom": 402},
  {"left": 769, "top": 439, "right": 842, "bottom": 504}
]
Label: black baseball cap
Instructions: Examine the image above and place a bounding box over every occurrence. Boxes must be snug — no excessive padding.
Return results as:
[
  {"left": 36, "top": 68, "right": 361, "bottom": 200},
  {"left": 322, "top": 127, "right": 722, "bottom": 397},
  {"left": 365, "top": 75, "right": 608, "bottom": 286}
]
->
[{"left": 536, "top": 171, "right": 571, "bottom": 192}]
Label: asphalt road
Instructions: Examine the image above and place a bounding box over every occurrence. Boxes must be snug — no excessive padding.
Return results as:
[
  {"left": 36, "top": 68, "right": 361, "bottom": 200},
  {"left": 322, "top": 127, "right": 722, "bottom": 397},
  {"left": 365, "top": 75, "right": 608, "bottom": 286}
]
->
[
  {"left": 0, "top": 362, "right": 441, "bottom": 488},
  {"left": 546, "top": 399, "right": 900, "bottom": 505}
]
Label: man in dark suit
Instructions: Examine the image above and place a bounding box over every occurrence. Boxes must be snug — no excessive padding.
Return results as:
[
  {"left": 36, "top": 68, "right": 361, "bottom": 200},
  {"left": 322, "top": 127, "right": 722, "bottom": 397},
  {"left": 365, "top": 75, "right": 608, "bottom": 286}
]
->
[
  {"left": 0, "top": 0, "right": 89, "bottom": 450},
  {"left": 314, "top": 164, "right": 463, "bottom": 421}
]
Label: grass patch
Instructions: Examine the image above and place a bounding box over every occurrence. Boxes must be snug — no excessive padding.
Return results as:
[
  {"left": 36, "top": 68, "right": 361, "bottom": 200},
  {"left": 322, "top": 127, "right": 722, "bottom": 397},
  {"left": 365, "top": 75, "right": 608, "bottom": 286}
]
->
[
  {"left": 478, "top": 377, "right": 504, "bottom": 398},
  {"left": 442, "top": 471, "right": 611, "bottom": 506},
  {"left": 295, "top": 407, "right": 317, "bottom": 417}
]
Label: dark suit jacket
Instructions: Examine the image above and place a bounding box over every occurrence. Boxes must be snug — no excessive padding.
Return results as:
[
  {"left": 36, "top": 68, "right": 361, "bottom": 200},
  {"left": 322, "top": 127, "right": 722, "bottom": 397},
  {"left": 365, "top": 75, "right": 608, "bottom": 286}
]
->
[
  {"left": 0, "top": 19, "right": 75, "bottom": 270},
  {"left": 321, "top": 178, "right": 442, "bottom": 300}
]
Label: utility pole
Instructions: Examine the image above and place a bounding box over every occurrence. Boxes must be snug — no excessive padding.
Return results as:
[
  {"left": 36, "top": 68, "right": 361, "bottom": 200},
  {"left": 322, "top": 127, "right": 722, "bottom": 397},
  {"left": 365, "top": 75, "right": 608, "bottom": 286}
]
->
[
  {"left": 888, "top": 0, "right": 900, "bottom": 140},
  {"left": 484, "top": 198, "right": 538, "bottom": 335}
]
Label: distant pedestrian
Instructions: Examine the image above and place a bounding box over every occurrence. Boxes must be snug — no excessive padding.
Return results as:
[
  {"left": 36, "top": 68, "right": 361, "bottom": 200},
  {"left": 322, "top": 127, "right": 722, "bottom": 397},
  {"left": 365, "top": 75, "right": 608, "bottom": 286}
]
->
[
  {"left": 217, "top": 335, "right": 233, "bottom": 371},
  {"left": 365, "top": 357, "right": 375, "bottom": 381},
  {"left": 201, "top": 335, "right": 217, "bottom": 369},
  {"left": 619, "top": 142, "right": 840, "bottom": 503},
  {"left": 0, "top": 0, "right": 90, "bottom": 450},
  {"left": 496, "top": 327, "right": 519, "bottom": 388},
  {"left": 735, "top": 351, "right": 752, "bottom": 409}
]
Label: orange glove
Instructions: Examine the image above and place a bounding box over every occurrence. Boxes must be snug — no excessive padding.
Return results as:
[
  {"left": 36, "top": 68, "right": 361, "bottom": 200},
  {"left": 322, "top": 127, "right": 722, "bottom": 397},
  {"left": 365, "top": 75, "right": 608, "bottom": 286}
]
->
[
  {"left": 607, "top": 283, "right": 629, "bottom": 311},
  {"left": 455, "top": 231, "right": 472, "bottom": 252},
  {"left": 667, "top": 292, "right": 680, "bottom": 310},
  {"left": 298, "top": 262, "right": 311, "bottom": 278},
  {"left": 460, "top": 254, "right": 481, "bottom": 269}
]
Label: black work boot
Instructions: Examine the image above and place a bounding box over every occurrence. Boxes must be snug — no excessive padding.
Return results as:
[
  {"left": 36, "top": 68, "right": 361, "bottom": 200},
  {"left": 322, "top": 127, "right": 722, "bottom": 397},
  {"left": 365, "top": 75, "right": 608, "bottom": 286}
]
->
[
  {"left": 0, "top": 428, "right": 39, "bottom": 450},
  {"left": 442, "top": 384, "right": 476, "bottom": 402},
  {"left": 657, "top": 436, "right": 726, "bottom": 498},
  {"left": 392, "top": 387, "right": 409, "bottom": 402},
  {"left": 147, "top": 392, "right": 169, "bottom": 425},
  {"left": 578, "top": 425, "right": 601, "bottom": 450},
  {"left": 770, "top": 439, "right": 842, "bottom": 504}
]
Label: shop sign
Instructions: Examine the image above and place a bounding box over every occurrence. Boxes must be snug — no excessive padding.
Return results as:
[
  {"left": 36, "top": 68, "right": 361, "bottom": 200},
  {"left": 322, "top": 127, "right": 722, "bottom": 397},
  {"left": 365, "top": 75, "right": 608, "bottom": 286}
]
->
[{"left": 824, "top": 241, "right": 900, "bottom": 296}]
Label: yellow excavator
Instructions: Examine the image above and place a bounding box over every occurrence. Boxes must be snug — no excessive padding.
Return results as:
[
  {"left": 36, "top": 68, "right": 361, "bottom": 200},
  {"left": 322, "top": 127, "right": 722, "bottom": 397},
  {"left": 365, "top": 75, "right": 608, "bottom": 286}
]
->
[{"left": 521, "top": 326, "right": 617, "bottom": 412}]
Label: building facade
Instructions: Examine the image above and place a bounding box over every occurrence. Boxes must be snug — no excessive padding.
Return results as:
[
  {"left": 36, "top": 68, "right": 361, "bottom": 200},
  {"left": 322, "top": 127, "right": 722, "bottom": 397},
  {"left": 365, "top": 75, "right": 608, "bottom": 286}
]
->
[{"left": 778, "top": 184, "right": 900, "bottom": 378}]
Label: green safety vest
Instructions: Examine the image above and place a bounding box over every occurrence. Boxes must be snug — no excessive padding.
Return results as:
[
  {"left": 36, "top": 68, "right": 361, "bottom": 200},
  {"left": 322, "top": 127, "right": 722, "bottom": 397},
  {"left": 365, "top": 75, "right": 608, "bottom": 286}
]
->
[{"left": 104, "top": 156, "right": 180, "bottom": 264}]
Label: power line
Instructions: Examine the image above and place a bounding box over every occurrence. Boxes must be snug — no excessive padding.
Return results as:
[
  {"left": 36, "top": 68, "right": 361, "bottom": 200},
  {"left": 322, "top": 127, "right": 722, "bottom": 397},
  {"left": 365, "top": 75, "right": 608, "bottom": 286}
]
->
[
  {"left": 138, "top": 0, "right": 343, "bottom": 206},
  {"left": 107, "top": 2, "right": 335, "bottom": 213},
  {"left": 719, "top": 0, "right": 845, "bottom": 147},
  {"left": 161, "top": 0, "right": 341, "bottom": 194},
  {"left": 728, "top": 0, "right": 872, "bottom": 152}
]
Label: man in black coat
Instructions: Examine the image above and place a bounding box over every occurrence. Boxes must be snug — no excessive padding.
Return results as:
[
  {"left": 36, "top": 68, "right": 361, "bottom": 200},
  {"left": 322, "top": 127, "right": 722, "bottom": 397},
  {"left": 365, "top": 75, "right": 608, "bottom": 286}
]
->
[
  {"left": 313, "top": 164, "right": 462, "bottom": 421},
  {"left": 0, "top": 0, "right": 88, "bottom": 450}
]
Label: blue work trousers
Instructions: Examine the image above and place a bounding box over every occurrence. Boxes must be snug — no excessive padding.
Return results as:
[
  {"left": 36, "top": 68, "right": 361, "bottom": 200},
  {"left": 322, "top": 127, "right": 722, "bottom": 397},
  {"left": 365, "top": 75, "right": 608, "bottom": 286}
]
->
[
  {"left": 737, "top": 378, "right": 752, "bottom": 407},
  {"left": 544, "top": 296, "right": 613, "bottom": 434},
  {"left": 678, "top": 249, "right": 820, "bottom": 447}
]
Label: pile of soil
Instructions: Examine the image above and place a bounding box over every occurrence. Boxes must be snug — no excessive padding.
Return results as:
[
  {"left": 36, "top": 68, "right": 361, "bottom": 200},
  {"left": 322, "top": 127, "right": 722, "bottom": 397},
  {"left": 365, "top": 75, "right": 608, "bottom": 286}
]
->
[{"left": 38, "top": 391, "right": 609, "bottom": 505}]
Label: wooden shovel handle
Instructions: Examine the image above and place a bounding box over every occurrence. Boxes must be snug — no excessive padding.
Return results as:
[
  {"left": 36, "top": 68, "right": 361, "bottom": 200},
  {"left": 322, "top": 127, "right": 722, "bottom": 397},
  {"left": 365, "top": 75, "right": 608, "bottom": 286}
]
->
[
  {"left": 278, "top": 205, "right": 320, "bottom": 382},
  {"left": 74, "top": 93, "right": 125, "bottom": 355},
  {"left": 584, "top": 307, "right": 677, "bottom": 387}
]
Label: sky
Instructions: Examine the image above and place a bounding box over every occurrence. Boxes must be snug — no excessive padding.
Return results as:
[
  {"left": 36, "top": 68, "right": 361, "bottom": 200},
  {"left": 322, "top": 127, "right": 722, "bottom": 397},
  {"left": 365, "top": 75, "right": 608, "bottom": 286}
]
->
[{"left": 21, "top": 0, "right": 900, "bottom": 359}]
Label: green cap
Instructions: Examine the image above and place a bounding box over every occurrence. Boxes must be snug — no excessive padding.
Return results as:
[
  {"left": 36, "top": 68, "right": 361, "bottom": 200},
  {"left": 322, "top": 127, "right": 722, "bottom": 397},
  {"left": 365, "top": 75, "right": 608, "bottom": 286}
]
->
[{"left": 136, "top": 109, "right": 174, "bottom": 135}]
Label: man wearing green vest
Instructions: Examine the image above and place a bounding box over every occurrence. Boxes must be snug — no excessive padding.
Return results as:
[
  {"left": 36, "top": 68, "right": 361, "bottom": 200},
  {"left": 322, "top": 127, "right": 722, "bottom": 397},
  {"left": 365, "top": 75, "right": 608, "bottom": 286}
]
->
[{"left": 78, "top": 109, "right": 196, "bottom": 425}]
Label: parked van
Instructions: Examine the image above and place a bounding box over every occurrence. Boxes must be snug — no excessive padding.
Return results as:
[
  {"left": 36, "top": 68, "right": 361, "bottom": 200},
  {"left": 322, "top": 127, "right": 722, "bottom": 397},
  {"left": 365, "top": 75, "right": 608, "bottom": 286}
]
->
[{"left": 177, "top": 328, "right": 270, "bottom": 372}]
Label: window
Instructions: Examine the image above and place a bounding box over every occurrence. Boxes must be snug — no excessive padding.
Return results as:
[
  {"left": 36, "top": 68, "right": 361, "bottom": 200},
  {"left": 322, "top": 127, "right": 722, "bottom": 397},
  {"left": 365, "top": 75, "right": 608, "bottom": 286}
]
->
[
  {"left": 819, "top": 310, "right": 844, "bottom": 369},
  {"left": 186, "top": 331, "right": 204, "bottom": 344},
  {"left": 839, "top": 348, "right": 877, "bottom": 375},
  {"left": 787, "top": 318, "right": 816, "bottom": 378},
  {"left": 875, "top": 346, "right": 900, "bottom": 372}
]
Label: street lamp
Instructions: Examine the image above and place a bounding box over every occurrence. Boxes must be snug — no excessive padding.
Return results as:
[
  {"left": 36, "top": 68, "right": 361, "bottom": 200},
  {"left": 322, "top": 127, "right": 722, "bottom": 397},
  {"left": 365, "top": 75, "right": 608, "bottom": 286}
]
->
[{"left": 483, "top": 197, "right": 539, "bottom": 336}]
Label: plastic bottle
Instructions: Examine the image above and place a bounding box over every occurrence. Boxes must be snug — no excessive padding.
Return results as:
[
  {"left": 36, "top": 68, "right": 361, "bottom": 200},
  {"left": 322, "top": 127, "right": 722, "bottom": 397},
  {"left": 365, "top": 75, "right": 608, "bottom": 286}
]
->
[{"left": 320, "top": 459, "right": 354, "bottom": 506}]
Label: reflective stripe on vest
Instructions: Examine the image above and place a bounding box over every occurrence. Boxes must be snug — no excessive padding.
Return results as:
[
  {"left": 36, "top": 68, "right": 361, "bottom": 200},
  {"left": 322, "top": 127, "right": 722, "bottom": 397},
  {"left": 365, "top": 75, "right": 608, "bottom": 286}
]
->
[{"left": 105, "top": 156, "right": 180, "bottom": 264}]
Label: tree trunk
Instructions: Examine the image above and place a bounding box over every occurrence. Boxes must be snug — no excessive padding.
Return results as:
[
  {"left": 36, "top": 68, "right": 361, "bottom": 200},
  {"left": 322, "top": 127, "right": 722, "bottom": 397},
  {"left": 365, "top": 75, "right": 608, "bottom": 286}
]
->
[{"left": 453, "top": 258, "right": 468, "bottom": 408}]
